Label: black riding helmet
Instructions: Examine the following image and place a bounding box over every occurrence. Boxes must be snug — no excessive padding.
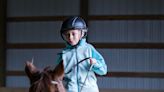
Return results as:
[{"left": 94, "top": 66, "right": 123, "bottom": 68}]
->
[{"left": 60, "top": 16, "right": 88, "bottom": 40}]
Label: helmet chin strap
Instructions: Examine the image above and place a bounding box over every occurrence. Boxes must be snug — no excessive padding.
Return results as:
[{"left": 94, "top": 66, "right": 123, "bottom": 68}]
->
[{"left": 81, "top": 30, "right": 85, "bottom": 37}]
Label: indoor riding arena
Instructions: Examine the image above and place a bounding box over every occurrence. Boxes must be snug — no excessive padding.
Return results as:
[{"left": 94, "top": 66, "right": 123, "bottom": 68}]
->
[{"left": 0, "top": 0, "right": 164, "bottom": 92}]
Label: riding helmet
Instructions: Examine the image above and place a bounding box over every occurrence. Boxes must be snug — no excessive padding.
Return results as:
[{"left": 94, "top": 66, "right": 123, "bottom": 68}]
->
[{"left": 60, "top": 16, "right": 88, "bottom": 37}]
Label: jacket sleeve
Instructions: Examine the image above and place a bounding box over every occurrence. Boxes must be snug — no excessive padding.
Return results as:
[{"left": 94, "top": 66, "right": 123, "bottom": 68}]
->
[{"left": 90, "top": 45, "right": 107, "bottom": 75}]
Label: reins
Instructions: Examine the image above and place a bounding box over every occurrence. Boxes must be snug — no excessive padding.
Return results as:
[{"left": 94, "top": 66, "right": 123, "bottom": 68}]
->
[
  {"left": 64, "top": 57, "right": 93, "bottom": 92},
  {"left": 73, "top": 57, "right": 91, "bottom": 67},
  {"left": 65, "top": 57, "right": 91, "bottom": 74}
]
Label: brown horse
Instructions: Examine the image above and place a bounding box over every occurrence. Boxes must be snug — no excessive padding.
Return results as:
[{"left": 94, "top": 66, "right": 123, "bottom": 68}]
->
[{"left": 25, "top": 61, "right": 65, "bottom": 92}]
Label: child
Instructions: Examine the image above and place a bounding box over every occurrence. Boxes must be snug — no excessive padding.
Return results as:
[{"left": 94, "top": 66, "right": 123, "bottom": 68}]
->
[{"left": 56, "top": 16, "right": 107, "bottom": 92}]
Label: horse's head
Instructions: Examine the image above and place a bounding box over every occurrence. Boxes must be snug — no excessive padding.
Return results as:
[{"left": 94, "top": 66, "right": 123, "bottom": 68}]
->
[{"left": 25, "top": 61, "right": 65, "bottom": 92}]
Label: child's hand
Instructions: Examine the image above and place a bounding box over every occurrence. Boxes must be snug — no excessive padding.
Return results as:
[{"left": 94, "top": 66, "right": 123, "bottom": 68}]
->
[{"left": 89, "top": 58, "right": 97, "bottom": 65}]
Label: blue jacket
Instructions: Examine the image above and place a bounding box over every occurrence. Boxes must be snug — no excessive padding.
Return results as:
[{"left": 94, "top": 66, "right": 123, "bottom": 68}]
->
[{"left": 56, "top": 39, "right": 107, "bottom": 92}]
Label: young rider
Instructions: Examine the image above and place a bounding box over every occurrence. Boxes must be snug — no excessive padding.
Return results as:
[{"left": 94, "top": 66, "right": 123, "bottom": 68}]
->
[{"left": 56, "top": 16, "right": 107, "bottom": 92}]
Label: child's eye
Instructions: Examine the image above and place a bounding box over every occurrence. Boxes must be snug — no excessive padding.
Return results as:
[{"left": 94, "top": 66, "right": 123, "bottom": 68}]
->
[
  {"left": 72, "top": 33, "right": 76, "bottom": 36},
  {"left": 64, "top": 33, "right": 70, "bottom": 37},
  {"left": 72, "top": 31, "right": 78, "bottom": 35}
]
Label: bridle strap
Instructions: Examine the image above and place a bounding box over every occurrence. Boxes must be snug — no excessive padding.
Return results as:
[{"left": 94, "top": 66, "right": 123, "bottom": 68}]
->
[{"left": 51, "top": 80, "right": 58, "bottom": 85}]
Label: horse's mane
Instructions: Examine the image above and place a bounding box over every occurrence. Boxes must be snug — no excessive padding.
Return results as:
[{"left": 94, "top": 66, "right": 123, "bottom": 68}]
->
[{"left": 30, "top": 67, "right": 52, "bottom": 92}]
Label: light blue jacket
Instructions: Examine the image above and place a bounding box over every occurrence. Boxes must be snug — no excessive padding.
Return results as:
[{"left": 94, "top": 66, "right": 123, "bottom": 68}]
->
[{"left": 56, "top": 39, "right": 107, "bottom": 92}]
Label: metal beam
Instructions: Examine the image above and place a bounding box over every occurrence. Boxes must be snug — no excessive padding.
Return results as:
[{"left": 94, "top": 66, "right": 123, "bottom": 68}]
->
[
  {"left": 6, "top": 43, "right": 164, "bottom": 49},
  {"left": 0, "top": 0, "right": 6, "bottom": 87}
]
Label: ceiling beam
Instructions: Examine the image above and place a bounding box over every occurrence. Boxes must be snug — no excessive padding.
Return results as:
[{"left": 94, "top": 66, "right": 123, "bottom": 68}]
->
[{"left": 6, "top": 43, "right": 164, "bottom": 49}]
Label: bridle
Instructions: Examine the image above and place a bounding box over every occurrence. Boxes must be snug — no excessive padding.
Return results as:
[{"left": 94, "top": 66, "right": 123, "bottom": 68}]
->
[{"left": 51, "top": 80, "right": 58, "bottom": 85}]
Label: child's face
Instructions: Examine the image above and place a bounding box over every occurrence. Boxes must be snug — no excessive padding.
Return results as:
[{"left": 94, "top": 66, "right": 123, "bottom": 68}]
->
[{"left": 63, "top": 29, "right": 82, "bottom": 46}]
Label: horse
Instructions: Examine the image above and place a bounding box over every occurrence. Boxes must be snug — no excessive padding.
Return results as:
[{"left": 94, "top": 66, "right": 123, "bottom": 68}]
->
[{"left": 25, "top": 60, "right": 65, "bottom": 92}]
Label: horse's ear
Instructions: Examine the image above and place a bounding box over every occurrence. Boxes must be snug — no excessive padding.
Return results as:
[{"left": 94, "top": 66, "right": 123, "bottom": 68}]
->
[
  {"left": 25, "top": 61, "right": 39, "bottom": 79},
  {"left": 53, "top": 60, "right": 64, "bottom": 79}
]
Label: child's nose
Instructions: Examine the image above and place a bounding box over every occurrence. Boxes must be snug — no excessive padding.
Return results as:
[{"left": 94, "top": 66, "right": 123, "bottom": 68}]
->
[{"left": 69, "top": 34, "right": 73, "bottom": 39}]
